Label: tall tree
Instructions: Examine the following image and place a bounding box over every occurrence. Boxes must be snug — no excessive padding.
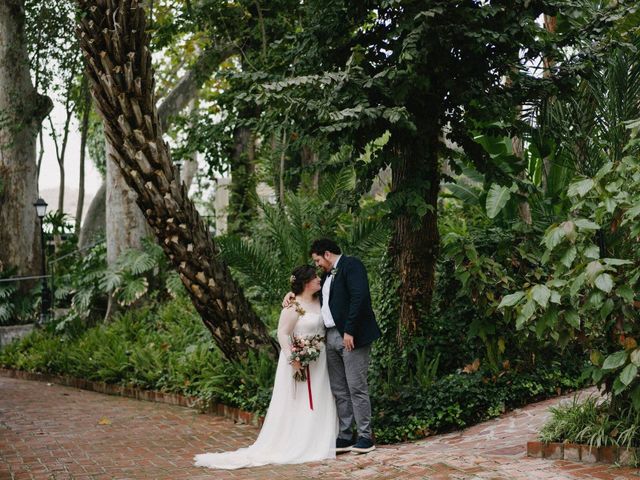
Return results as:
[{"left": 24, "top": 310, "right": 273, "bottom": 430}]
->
[
  {"left": 76, "top": 0, "right": 276, "bottom": 360},
  {"left": 240, "top": 0, "right": 621, "bottom": 341},
  {"left": 0, "top": 0, "right": 52, "bottom": 277}
]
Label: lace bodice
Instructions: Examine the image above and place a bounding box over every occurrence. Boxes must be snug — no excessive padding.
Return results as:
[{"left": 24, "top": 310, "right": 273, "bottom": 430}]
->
[
  {"left": 293, "top": 311, "right": 325, "bottom": 337},
  {"left": 277, "top": 306, "right": 325, "bottom": 357}
]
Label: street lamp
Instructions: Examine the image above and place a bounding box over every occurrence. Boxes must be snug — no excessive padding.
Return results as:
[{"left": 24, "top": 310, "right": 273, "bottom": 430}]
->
[
  {"left": 33, "top": 197, "right": 51, "bottom": 324},
  {"left": 175, "top": 159, "right": 184, "bottom": 184}
]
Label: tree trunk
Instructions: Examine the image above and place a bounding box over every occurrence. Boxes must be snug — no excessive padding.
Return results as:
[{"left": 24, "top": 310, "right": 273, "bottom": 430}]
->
[
  {"left": 78, "top": 181, "right": 106, "bottom": 249},
  {"left": 541, "top": 15, "right": 557, "bottom": 193},
  {"left": 75, "top": 77, "right": 91, "bottom": 233},
  {"left": 78, "top": 42, "right": 234, "bottom": 251},
  {"left": 105, "top": 142, "right": 151, "bottom": 264},
  {"left": 0, "top": 0, "right": 53, "bottom": 277},
  {"left": 227, "top": 125, "right": 257, "bottom": 236},
  {"left": 388, "top": 136, "right": 440, "bottom": 343},
  {"left": 76, "top": 0, "right": 276, "bottom": 360},
  {"left": 182, "top": 152, "right": 198, "bottom": 191},
  {"left": 301, "top": 145, "right": 319, "bottom": 192}
]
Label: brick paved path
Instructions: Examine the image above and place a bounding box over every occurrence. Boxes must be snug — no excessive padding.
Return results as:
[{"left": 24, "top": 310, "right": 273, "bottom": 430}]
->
[{"left": 1, "top": 376, "right": 639, "bottom": 479}]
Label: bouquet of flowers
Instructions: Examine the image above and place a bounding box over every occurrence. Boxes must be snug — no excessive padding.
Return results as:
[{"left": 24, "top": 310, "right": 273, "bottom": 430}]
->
[{"left": 288, "top": 334, "right": 325, "bottom": 382}]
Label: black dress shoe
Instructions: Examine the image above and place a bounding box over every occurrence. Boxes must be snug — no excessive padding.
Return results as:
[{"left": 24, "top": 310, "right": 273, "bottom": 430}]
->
[
  {"left": 335, "top": 438, "right": 354, "bottom": 453},
  {"left": 351, "top": 437, "right": 375, "bottom": 454}
]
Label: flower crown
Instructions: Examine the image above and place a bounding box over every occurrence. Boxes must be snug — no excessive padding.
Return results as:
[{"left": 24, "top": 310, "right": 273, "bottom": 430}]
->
[{"left": 290, "top": 274, "right": 296, "bottom": 284}]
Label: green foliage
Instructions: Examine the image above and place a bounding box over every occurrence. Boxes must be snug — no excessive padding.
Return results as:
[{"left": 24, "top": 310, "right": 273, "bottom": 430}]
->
[
  {"left": 373, "top": 359, "right": 587, "bottom": 444},
  {"left": 218, "top": 145, "right": 390, "bottom": 324},
  {"left": 500, "top": 127, "right": 640, "bottom": 408},
  {"left": 540, "top": 397, "right": 640, "bottom": 458},
  {"left": 53, "top": 239, "right": 185, "bottom": 331},
  {"left": 0, "top": 296, "right": 275, "bottom": 415},
  {"left": 0, "top": 268, "right": 40, "bottom": 326}
]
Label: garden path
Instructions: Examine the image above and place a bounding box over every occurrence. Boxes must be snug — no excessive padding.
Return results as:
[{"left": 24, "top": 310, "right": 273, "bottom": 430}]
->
[{"left": 1, "top": 376, "right": 638, "bottom": 479}]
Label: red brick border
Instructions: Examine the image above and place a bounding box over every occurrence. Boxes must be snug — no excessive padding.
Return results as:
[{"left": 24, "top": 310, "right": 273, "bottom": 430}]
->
[
  {"left": 0, "top": 367, "right": 264, "bottom": 427},
  {"left": 527, "top": 441, "right": 638, "bottom": 467}
]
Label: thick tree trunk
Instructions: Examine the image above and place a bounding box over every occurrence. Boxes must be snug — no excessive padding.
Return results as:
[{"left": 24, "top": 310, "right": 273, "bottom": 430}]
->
[
  {"left": 388, "top": 136, "right": 440, "bottom": 343},
  {"left": 0, "top": 0, "right": 53, "bottom": 277},
  {"left": 105, "top": 142, "right": 151, "bottom": 264},
  {"left": 76, "top": 0, "right": 276, "bottom": 360},
  {"left": 227, "top": 125, "right": 257, "bottom": 236},
  {"left": 78, "top": 182, "right": 106, "bottom": 249}
]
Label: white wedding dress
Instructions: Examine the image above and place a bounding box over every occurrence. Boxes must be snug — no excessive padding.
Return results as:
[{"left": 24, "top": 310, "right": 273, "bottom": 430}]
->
[{"left": 194, "top": 309, "right": 338, "bottom": 469}]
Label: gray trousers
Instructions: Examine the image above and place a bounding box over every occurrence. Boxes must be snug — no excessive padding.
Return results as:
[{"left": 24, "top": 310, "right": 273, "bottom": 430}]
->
[{"left": 326, "top": 327, "right": 372, "bottom": 441}]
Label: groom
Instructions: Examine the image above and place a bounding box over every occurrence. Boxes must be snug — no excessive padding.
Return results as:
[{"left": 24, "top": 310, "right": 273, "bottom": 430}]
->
[{"left": 310, "top": 238, "right": 381, "bottom": 454}]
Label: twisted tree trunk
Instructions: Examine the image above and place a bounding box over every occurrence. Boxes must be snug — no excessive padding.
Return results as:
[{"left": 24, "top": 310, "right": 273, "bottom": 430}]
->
[
  {"left": 76, "top": 0, "right": 276, "bottom": 360},
  {"left": 78, "top": 42, "right": 235, "bottom": 250}
]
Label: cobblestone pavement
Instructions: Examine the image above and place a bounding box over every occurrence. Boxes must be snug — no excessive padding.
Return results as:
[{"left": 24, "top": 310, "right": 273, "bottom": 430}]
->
[{"left": 1, "top": 376, "right": 639, "bottom": 479}]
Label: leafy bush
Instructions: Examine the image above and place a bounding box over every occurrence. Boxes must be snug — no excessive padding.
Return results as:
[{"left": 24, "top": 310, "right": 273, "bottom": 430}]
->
[
  {"left": 373, "top": 359, "right": 587, "bottom": 444},
  {"left": 0, "top": 296, "right": 276, "bottom": 415},
  {"left": 540, "top": 396, "right": 640, "bottom": 460},
  {"left": 0, "top": 268, "right": 40, "bottom": 326}
]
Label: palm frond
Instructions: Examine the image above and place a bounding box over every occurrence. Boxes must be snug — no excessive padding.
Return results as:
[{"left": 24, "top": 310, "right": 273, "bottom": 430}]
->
[
  {"left": 217, "top": 236, "right": 284, "bottom": 300},
  {"left": 318, "top": 166, "right": 357, "bottom": 203},
  {"left": 345, "top": 217, "right": 391, "bottom": 259}
]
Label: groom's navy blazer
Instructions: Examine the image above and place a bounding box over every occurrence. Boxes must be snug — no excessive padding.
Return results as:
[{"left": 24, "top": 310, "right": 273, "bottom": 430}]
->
[{"left": 320, "top": 255, "right": 381, "bottom": 349}]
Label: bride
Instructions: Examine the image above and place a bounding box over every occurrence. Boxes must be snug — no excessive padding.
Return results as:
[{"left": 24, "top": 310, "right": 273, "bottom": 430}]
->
[{"left": 194, "top": 265, "right": 338, "bottom": 469}]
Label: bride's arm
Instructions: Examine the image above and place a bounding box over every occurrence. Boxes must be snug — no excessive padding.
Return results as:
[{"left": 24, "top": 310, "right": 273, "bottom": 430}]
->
[{"left": 276, "top": 307, "right": 299, "bottom": 357}]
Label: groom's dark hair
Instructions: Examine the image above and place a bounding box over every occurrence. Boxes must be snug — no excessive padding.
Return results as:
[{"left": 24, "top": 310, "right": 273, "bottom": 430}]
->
[{"left": 309, "top": 238, "right": 342, "bottom": 256}]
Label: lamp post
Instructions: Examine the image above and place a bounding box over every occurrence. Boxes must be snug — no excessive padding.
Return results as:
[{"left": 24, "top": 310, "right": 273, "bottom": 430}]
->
[
  {"left": 33, "top": 197, "right": 51, "bottom": 324},
  {"left": 175, "top": 158, "right": 184, "bottom": 184}
]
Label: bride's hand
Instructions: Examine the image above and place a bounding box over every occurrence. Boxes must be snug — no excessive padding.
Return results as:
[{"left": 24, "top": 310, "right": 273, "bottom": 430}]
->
[
  {"left": 282, "top": 292, "right": 295, "bottom": 308},
  {"left": 291, "top": 360, "right": 302, "bottom": 371}
]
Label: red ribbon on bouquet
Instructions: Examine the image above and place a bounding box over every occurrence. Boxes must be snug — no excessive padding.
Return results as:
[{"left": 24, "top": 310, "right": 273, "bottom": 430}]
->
[{"left": 306, "top": 366, "right": 314, "bottom": 410}]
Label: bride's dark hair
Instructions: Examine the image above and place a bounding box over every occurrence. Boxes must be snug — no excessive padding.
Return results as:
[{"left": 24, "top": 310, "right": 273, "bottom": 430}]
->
[{"left": 290, "top": 265, "right": 318, "bottom": 295}]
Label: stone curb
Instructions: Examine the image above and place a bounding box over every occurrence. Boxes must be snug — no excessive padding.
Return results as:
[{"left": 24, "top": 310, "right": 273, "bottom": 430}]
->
[
  {"left": 527, "top": 441, "right": 638, "bottom": 466},
  {"left": 0, "top": 367, "right": 264, "bottom": 427}
]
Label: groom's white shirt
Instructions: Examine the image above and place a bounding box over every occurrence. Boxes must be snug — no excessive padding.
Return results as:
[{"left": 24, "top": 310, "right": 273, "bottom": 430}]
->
[{"left": 321, "top": 255, "right": 342, "bottom": 328}]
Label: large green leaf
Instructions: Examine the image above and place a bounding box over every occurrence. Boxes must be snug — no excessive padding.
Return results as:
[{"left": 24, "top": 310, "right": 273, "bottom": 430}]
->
[
  {"left": 567, "top": 178, "right": 595, "bottom": 197},
  {"left": 631, "top": 349, "right": 640, "bottom": 367},
  {"left": 594, "top": 273, "right": 614, "bottom": 293},
  {"left": 564, "top": 310, "right": 580, "bottom": 329},
  {"left": 485, "top": 183, "right": 511, "bottom": 219},
  {"left": 531, "top": 284, "right": 551, "bottom": 308},
  {"left": 498, "top": 291, "right": 525, "bottom": 308},
  {"left": 602, "top": 350, "right": 628, "bottom": 371},
  {"left": 620, "top": 363, "right": 638, "bottom": 386},
  {"left": 543, "top": 226, "right": 565, "bottom": 250},
  {"left": 575, "top": 218, "right": 600, "bottom": 230}
]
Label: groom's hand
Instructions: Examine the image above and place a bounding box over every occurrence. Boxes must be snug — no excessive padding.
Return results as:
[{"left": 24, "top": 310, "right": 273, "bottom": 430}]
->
[
  {"left": 282, "top": 292, "right": 295, "bottom": 308},
  {"left": 343, "top": 333, "right": 354, "bottom": 352}
]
